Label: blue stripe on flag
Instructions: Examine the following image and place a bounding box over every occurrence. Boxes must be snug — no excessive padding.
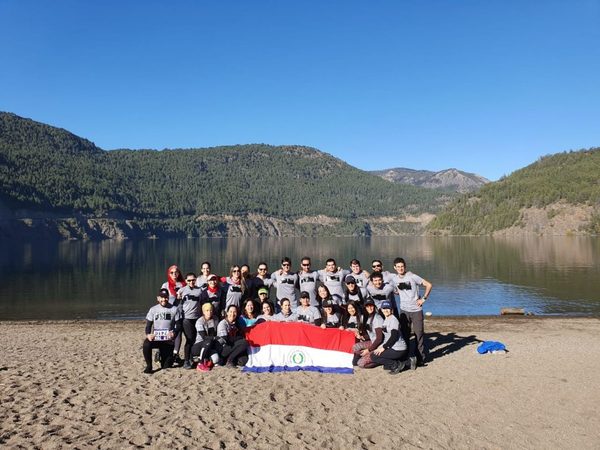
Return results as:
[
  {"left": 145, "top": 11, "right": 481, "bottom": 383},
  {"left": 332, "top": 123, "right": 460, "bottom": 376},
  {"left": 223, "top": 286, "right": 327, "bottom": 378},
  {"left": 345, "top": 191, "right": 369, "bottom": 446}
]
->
[{"left": 242, "top": 365, "right": 354, "bottom": 374}]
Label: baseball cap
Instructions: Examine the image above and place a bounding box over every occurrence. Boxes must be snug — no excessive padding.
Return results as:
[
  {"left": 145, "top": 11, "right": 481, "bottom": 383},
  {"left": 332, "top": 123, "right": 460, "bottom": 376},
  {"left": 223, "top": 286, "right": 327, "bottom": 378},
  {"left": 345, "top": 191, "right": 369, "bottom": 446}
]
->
[
  {"left": 258, "top": 287, "right": 269, "bottom": 295},
  {"left": 158, "top": 288, "right": 169, "bottom": 299},
  {"left": 344, "top": 275, "right": 356, "bottom": 284},
  {"left": 380, "top": 301, "right": 392, "bottom": 310}
]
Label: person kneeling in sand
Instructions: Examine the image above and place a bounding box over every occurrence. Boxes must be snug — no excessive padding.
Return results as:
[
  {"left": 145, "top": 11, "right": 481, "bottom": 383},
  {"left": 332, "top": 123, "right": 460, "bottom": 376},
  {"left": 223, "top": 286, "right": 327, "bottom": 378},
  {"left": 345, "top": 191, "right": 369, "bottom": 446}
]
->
[
  {"left": 191, "top": 302, "right": 220, "bottom": 372},
  {"left": 370, "top": 301, "right": 416, "bottom": 374},
  {"left": 142, "top": 289, "right": 181, "bottom": 374},
  {"left": 352, "top": 299, "right": 384, "bottom": 368},
  {"left": 216, "top": 305, "right": 249, "bottom": 368}
]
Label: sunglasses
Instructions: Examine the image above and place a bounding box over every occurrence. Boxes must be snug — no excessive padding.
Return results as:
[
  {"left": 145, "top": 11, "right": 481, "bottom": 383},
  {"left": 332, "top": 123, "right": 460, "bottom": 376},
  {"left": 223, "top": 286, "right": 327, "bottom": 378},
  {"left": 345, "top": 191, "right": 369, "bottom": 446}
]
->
[
  {"left": 372, "top": 264, "right": 382, "bottom": 268},
  {"left": 301, "top": 263, "right": 310, "bottom": 267},
  {"left": 282, "top": 263, "right": 290, "bottom": 267},
  {"left": 232, "top": 269, "right": 240, "bottom": 272},
  {"left": 258, "top": 267, "right": 267, "bottom": 271}
]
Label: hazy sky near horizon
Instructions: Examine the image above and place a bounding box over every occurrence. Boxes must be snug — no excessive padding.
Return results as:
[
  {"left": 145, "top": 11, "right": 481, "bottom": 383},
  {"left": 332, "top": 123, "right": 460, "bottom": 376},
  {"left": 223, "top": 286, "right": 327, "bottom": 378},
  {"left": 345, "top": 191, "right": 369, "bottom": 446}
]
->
[{"left": 1, "top": 1, "right": 599, "bottom": 180}]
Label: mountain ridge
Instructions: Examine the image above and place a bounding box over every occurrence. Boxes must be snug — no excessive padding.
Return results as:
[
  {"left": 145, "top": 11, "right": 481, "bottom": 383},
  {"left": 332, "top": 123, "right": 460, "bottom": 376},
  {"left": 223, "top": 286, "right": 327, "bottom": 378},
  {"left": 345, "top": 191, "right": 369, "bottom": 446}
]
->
[
  {"left": 370, "top": 167, "right": 489, "bottom": 193},
  {"left": 0, "top": 112, "right": 451, "bottom": 239}
]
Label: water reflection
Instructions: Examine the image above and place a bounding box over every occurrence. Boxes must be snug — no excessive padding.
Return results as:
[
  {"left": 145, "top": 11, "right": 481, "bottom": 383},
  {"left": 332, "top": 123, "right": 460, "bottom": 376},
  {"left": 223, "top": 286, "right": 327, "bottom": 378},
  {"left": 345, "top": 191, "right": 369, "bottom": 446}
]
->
[{"left": 0, "top": 236, "right": 598, "bottom": 319}]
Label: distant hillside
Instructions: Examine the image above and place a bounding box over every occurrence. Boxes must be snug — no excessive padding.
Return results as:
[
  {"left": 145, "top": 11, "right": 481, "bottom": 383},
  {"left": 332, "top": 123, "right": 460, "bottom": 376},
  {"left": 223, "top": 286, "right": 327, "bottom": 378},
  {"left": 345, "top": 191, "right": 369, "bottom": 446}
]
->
[
  {"left": 0, "top": 112, "right": 452, "bottom": 239},
  {"left": 371, "top": 167, "right": 489, "bottom": 193},
  {"left": 428, "top": 149, "right": 600, "bottom": 235}
]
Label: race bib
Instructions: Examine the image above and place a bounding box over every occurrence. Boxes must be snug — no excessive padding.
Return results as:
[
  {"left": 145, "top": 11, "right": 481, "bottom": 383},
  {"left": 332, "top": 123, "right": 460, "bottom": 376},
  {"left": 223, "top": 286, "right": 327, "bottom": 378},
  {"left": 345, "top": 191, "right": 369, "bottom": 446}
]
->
[{"left": 154, "top": 329, "right": 170, "bottom": 341}]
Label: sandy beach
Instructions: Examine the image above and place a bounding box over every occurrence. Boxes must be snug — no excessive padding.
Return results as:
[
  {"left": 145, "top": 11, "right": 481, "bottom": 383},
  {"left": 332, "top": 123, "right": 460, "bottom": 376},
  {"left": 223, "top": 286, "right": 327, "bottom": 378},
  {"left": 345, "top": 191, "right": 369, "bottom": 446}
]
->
[{"left": 1, "top": 317, "right": 599, "bottom": 449}]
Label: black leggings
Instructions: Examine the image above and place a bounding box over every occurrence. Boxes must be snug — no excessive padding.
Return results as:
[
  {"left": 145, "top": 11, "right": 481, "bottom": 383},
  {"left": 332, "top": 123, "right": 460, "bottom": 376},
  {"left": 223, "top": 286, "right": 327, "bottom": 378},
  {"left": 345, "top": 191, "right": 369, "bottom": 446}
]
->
[
  {"left": 191, "top": 337, "right": 217, "bottom": 361},
  {"left": 182, "top": 318, "right": 198, "bottom": 361},
  {"left": 370, "top": 348, "right": 408, "bottom": 370},
  {"left": 218, "top": 338, "right": 249, "bottom": 365},
  {"left": 142, "top": 339, "right": 174, "bottom": 368}
]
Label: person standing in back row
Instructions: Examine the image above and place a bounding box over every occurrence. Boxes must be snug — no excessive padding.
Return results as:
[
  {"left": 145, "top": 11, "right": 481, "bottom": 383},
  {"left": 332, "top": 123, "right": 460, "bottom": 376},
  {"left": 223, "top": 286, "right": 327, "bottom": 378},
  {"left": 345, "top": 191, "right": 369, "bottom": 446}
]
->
[
  {"left": 297, "top": 257, "right": 319, "bottom": 307},
  {"left": 271, "top": 257, "right": 299, "bottom": 308},
  {"left": 318, "top": 258, "right": 349, "bottom": 301},
  {"left": 392, "top": 257, "right": 432, "bottom": 367}
]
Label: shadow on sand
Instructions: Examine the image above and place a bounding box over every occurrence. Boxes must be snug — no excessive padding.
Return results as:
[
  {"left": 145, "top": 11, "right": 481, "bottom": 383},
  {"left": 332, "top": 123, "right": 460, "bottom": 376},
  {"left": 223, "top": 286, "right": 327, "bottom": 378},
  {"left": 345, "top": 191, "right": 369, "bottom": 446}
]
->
[{"left": 409, "top": 332, "right": 483, "bottom": 362}]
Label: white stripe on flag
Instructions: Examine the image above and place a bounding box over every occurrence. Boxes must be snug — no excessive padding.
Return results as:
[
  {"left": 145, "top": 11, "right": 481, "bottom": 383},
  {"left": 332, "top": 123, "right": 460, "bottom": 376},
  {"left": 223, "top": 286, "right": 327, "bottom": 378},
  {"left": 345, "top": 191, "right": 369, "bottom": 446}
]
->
[{"left": 246, "top": 344, "right": 353, "bottom": 370}]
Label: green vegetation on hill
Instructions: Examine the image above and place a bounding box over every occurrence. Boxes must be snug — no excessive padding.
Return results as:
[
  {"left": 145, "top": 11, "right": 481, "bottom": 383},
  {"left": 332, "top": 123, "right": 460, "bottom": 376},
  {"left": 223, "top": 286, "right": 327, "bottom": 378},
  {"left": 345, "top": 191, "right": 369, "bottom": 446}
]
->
[
  {"left": 0, "top": 112, "right": 450, "bottom": 236},
  {"left": 428, "top": 149, "right": 600, "bottom": 234}
]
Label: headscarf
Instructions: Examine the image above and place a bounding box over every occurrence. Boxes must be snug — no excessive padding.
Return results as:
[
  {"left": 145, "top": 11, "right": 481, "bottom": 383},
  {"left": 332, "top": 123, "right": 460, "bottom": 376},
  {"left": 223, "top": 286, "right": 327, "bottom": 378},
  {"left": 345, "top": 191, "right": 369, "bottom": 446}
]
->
[{"left": 166, "top": 265, "right": 184, "bottom": 297}]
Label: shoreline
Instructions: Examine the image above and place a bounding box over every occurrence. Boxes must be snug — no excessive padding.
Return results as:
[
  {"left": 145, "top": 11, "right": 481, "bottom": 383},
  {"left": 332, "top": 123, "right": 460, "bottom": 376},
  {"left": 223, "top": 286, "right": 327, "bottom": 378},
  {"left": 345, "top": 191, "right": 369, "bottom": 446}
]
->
[{"left": 1, "top": 317, "right": 599, "bottom": 448}]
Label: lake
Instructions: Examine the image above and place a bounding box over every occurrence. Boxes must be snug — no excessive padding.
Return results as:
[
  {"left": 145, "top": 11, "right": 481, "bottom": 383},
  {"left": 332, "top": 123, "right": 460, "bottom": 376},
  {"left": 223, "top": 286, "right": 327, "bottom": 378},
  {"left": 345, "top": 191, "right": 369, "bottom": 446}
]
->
[{"left": 1, "top": 236, "right": 599, "bottom": 319}]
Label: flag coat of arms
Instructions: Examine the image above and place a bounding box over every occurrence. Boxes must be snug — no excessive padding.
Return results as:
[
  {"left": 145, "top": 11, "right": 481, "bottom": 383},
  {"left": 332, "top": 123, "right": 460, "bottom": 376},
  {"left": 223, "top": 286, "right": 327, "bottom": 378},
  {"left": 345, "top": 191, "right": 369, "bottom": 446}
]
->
[{"left": 243, "top": 321, "right": 355, "bottom": 374}]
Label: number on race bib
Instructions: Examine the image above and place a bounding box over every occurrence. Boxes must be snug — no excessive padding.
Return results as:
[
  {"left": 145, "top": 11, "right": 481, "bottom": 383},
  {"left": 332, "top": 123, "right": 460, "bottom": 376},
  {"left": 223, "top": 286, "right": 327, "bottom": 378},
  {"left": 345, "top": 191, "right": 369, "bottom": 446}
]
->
[{"left": 154, "top": 329, "right": 170, "bottom": 341}]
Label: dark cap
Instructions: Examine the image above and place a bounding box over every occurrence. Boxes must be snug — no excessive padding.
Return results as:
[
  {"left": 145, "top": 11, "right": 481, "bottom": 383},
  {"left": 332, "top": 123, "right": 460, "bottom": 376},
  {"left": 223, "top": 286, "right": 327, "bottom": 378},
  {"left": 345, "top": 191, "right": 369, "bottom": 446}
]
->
[
  {"left": 322, "top": 300, "right": 334, "bottom": 308},
  {"left": 364, "top": 298, "right": 375, "bottom": 307},
  {"left": 380, "top": 300, "right": 392, "bottom": 310},
  {"left": 344, "top": 275, "right": 356, "bottom": 284},
  {"left": 158, "top": 288, "right": 169, "bottom": 299},
  {"left": 300, "top": 291, "right": 310, "bottom": 299}
]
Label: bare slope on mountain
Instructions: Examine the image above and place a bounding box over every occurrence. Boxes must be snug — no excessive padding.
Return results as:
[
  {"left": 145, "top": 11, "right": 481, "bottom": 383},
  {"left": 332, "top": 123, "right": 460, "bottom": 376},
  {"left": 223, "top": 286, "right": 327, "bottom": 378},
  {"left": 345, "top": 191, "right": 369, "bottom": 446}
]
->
[
  {"left": 428, "top": 149, "right": 600, "bottom": 235},
  {"left": 371, "top": 167, "right": 489, "bottom": 193}
]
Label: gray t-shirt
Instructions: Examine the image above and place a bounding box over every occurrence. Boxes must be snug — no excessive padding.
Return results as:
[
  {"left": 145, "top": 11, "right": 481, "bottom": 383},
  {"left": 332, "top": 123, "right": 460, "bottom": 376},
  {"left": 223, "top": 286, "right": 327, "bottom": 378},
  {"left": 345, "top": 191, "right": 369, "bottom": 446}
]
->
[
  {"left": 323, "top": 311, "right": 342, "bottom": 328},
  {"left": 345, "top": 315, "right": 360, "bottom": 331},
  {"left": 365, "top": 313, "right": 384, "bottom": 342},
  {"left": 347, "top": 270, "right": 370, "bottom": 297},
  {"left": 391, "top": 272, "right": 425, "bottom": 313},
  {"left": 382, "top": 315, "right": 406, "bottom": 351},
  {"left": 272, "top": 311, "right": 298, "bottom": 322},
  {"left": 294, "top": 305, "right": 321, "bottom": 324},
  {"left": 366, "top": 284, "right": 395, "bottom": 308},
  {"left": 223, "top": 277, "right": 244, "bottom": 309},
  {"left": 195, "top": 275, "right": 209, "bottom": 291},
  {"left": 160, "top": 281, "right": 184, "bottom": 305},
  {"left": 146, "top": 304, "right": 180, "bottom": 341},
  {"left": 318, "top": 269, "right": 349, "bottom": 298},
  {"left": 217, "top": 319, "right": 241, "bottom": 341},
  {"left": 298, "top": 271, "right": 319, "bottom": 306},
  {"left": 178, "top": 285, "right": 202, "bottom": 320},
  {"left": 194, "top": 316, "right": 219, "bottom": 343},
  {"left": 271, "top": 272, "right": 299, "bottom": 306}
]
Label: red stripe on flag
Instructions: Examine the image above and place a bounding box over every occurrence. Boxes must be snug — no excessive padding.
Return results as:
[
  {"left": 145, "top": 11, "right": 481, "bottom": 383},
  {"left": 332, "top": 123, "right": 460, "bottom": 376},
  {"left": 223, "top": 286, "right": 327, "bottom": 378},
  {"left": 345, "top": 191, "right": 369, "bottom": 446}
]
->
[{"left": 245, "top": 321, "right": 355, "bottom": 353}]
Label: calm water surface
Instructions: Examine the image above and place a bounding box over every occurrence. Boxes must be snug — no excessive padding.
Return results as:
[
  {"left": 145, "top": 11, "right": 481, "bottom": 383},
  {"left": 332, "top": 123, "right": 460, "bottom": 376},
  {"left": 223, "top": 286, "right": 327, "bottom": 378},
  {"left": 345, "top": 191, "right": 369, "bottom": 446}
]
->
[{"left": 1, "top": 236, "right": 599, "bottom": 319}]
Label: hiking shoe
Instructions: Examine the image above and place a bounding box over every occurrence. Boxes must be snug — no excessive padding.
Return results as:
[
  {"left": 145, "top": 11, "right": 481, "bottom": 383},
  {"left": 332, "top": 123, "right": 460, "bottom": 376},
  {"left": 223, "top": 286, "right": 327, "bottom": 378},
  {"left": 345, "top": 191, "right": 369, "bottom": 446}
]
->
[
  {"left": 161, "top": 355, "right": 174, "bottom": 369},
  {"left": 389, "top": 360, "right": 407, "bottom": 375},
  {"left": 409, "top": 356, "right": 417, "bottom": 370},
  {"left": 196, "top": 362, "right": 210, "bottom": 372},
  {"left": 183, "top": 360, "right": 193, "bottom": 370},
  {"left": 143, "top": 366, "right": 153, "bottom": 374}
]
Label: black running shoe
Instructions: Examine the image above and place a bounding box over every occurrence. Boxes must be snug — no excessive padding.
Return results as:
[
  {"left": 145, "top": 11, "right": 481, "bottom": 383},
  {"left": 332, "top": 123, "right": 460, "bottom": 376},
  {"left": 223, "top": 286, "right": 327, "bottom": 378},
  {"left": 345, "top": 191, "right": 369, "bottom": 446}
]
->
[
  {"left": 389, "top": 360, "right": 408, "bottom": 375},
  {"left": 143, "top": 366, "right": 153, "bottom": 374}
]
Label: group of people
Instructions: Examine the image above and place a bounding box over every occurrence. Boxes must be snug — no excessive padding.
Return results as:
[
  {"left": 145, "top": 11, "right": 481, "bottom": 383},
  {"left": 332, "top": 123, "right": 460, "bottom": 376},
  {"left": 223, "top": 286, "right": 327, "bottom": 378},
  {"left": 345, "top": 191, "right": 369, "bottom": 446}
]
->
[{"left": 142, "top": 256, "right": 432, "bottom": 375}]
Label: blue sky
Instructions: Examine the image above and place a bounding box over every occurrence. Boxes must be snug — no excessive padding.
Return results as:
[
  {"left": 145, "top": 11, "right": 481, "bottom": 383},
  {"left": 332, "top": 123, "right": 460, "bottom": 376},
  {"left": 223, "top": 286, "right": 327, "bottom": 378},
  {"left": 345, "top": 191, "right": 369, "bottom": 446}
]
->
[{"left": 1, "top": 1, "right": 599, "bottom": 180}]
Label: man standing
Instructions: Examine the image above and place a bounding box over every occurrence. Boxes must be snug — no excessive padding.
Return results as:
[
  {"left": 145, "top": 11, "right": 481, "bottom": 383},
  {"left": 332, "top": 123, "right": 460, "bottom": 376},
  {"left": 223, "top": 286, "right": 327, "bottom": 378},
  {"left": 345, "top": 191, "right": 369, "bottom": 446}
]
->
[
  {"left": 318, "top": 258, "right": 349, "bottom": 301},
  {"left": 366, "top": 272, "right": 395, "bottom": 310},
  {"left": 370, "top": 259, "right": 394, "bottom": 284},
  {"left": 347, "top": 259, "right": 370, "bottom": 297},
  {"left": 297, "top": 256, "right": 319, "bottom": 307},
  {"left": 391, "top": 257, "right": 432, "bottom": 366},
  {"left": 271, "top": 257, "right": 299, "bottom": 307},
  {"left": 250, "top": 262, "right": 273, "bottom": 299}
]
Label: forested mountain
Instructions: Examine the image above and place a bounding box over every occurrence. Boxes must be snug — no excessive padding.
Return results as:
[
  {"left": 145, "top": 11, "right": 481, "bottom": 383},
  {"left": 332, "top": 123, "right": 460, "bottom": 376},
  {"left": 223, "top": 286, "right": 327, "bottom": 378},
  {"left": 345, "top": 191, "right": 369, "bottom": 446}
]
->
[
  {"left": 428, "top": 149, "right": 600, "bottom": 235},
  {"left": 370, "top": 167, "right": 489, "bottom": 193},
  {"left": 0, "top": 112, "right": 452, "bottom": 239}
]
